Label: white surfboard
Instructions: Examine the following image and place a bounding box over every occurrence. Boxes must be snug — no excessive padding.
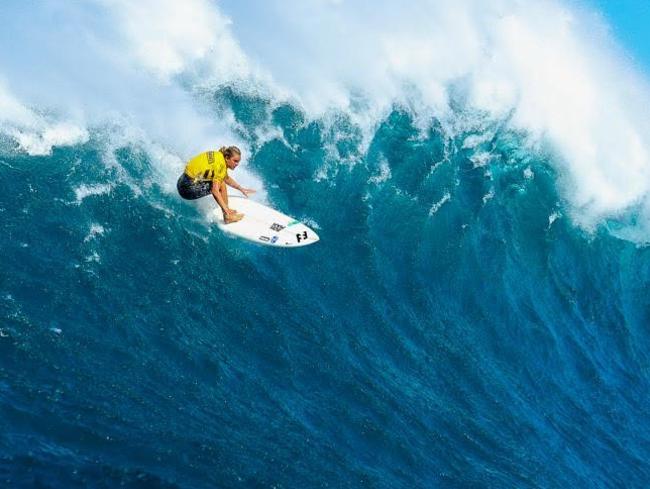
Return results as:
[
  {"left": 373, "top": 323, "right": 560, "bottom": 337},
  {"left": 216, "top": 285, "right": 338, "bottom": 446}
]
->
[{"left": 214, "top": 196, "right": 320, "bottom": 247}]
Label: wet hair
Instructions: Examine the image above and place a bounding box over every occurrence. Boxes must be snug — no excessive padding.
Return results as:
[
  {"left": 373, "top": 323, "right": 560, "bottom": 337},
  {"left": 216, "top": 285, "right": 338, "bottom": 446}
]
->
[{"left": 219, "top": 146, "right": 241, "bottom": 160}]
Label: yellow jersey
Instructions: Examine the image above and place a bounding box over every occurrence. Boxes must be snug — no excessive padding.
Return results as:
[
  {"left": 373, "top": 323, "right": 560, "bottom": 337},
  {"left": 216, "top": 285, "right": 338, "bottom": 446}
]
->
[{"left": 184, "top": 150, "right": 228, "bottom": 183}]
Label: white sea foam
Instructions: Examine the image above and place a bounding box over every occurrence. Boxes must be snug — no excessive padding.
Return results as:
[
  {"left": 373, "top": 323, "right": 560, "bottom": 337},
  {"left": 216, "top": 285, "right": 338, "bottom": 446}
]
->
[
  {"left": 429, "top": 193, "right": 452, "bottom": 216},
  {"left": 369, "top": 159, "right": 392, "bottom": 184},
  {"left": 10, "top": 124, "right": 89, "bottom": 156},
  {"left": 463, "top": 132, "right": 494, "bottom": 150},
  {"left": 470, "top": 151, "right": 493, "bottom": 169},
  {"left": 74, "top": 184, "right": 112, "bottom": 204},
  {"left": 303, "top": 218, "right": 321, "bottom": 230},
  {"left": 548, "top": 211, "right": 562, "bottom": 228},
  {"left": 84, "top": 224, "right": 106, "bottom": 242},
  {"left": 99, "top": 0, "right": 241, "bottom": 81},
  {"left": 0, "top": 81, "right": 89, "bottom": 155},
  {"left": 85, "top": 252, "right": 101, "bottom": 263}
]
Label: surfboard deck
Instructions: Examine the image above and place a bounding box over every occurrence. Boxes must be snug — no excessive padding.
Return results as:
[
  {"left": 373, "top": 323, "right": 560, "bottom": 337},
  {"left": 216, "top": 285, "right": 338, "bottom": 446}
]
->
[{"left": 214, "top": 196, "right": 320, "bottom": 247}]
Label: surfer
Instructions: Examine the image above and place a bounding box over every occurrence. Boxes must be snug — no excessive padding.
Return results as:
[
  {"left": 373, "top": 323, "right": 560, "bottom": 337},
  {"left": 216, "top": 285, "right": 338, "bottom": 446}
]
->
[{"left": 177, "top": 146, "right": 255, "bottom": 224}]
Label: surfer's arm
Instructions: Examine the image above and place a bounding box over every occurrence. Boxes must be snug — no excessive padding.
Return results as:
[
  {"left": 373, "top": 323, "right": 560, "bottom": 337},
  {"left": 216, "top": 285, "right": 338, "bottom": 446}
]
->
[
  {"left": 224, "top": 175, "right": 242, "bottom": 191},
  {"left": 225, "top": 175, "right": 256, "bottom": 197}
]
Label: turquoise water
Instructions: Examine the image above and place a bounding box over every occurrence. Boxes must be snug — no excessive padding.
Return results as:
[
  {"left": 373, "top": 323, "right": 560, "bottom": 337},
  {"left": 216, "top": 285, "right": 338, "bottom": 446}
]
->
[
  {"left": 2, "top": 88, "right": 650, "bottom": 487},
  {"left": 3, "top": 0, "right": 650, "bottom": 485}
]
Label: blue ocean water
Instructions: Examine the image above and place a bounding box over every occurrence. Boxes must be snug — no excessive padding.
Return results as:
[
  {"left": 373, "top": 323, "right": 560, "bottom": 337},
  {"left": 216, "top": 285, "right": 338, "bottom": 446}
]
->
[{"left": 1, "top": 85, "right": 649, "bottom": 488}]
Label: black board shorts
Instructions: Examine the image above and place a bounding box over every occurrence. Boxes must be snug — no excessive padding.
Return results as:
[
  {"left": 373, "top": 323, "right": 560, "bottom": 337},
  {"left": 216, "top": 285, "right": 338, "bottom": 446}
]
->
[{"left": 177, "top": 174, "right": 212, "bottom": 200}]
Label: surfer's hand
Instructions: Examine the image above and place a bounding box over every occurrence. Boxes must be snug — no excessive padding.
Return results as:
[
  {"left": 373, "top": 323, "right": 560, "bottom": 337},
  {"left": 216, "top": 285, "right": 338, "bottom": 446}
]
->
[{"left": 240, "top": 187, "right": 256, "bottom": 198}]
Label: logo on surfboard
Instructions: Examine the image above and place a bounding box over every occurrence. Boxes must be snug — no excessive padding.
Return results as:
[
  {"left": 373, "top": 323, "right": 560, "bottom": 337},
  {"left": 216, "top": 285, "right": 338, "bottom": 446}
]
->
[{"left": 270, "top": 223, "right": 285, "bottom": 232}]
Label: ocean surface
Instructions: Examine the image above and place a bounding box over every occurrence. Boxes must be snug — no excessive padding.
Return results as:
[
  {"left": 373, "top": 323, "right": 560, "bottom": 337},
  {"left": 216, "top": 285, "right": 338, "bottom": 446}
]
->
[{"left": 2, "top": 1, "right": 650, "bottom": 488}]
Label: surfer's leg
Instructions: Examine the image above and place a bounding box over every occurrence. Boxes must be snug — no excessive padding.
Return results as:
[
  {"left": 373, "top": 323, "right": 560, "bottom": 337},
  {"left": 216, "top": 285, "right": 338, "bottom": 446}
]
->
[
  {"left": 220, "top": 181, "right": 228, "bottom": 208},
  {"left": 220, "top": 181, "right": 230, "bottom": 219},
  {"left": 220, "top": 181, "right": 241, "bottom": 217},
  {"left": 177, "top": 174, "right": 212, "bottom": 200},
  {"left": 219, "top": 180, "right": 243, "bottom": 223}
]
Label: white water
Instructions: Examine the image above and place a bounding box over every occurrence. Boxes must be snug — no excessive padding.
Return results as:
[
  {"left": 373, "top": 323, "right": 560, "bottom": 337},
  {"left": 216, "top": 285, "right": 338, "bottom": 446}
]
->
[{"left": 1, "top": 0, "right": 650, "bottom": 238}]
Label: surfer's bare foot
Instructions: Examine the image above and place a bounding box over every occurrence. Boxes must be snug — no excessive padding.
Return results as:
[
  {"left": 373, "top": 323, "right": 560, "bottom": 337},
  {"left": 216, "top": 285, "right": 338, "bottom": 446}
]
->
[{"left": 224, "top": 212, "right": 244, "bottom": 224}]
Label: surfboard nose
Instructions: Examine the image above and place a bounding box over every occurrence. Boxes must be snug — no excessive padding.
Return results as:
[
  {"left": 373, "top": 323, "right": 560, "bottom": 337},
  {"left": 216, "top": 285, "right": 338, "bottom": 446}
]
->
[{"left": 289, "top": 229, "right": 319, "bottom": 247}]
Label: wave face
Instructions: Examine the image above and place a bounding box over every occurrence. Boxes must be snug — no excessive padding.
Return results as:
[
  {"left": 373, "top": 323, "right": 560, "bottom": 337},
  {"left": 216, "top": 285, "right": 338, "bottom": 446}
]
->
[
  {"left": 2, "top": 90, "right": 650, "bottom": 488},
  {"left": 2, "top": 1, "right": 650, "bottom": 488}
]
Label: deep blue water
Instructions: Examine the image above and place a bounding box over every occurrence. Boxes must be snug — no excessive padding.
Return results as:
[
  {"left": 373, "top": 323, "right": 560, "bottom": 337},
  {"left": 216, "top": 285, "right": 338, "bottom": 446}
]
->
[{"left": 1, "top": 90, "right": 650, "bottom": 488}]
